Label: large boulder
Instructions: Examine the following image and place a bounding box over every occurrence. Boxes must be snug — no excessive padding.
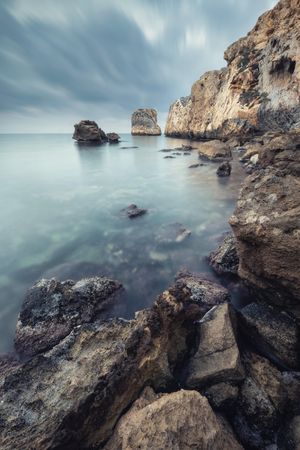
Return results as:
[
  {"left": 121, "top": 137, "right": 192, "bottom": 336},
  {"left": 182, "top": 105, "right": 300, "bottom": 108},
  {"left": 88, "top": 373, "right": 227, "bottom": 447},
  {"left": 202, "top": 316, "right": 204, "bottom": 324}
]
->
[
  {"left": 186, "top": 303, "right": 245, "bottom": 388},
  {"left": 14, "top": 277, "right": 124, "bottom": 357},
  {"left": 72, "top": 120, "right": 107, "bottom": 143},
  {"left": 104, "top": 387, "right": 243, "bottom": 450},
  {"left": 131, "top": 109, "right": 161, "bottom": 135},
  {"left": 198, "top": 140, "right": 232, "bottom": 161}
]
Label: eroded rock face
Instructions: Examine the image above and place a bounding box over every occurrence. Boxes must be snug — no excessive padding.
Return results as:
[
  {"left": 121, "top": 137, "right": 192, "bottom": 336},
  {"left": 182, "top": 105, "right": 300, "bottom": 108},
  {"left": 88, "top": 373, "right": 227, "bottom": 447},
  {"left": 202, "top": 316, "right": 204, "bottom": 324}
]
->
[
  {"left": 165, "top": 0, "right": 300, "bottom": 138},
  {"left": 73, "top": 120, "right": 107, "bottom": 143},
  {"left": 104, "top": 387, "right": 243, "bottom": 450},
  {"left": 208, "top": 232, "right": 239, "bottom": 276},
  {"left": 198, "top": 140, "right": 232, "bottom": 161},
  {"left": 131, "top": 109, "right": 161, "bottom": 136}
]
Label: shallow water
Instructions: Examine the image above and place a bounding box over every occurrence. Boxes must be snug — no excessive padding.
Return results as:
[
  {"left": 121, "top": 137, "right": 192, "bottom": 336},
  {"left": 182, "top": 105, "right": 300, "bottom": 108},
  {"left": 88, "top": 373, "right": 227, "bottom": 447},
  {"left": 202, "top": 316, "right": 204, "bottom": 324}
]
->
[{"left": 0, "top": 133, "right": 247, "bottom": 352}]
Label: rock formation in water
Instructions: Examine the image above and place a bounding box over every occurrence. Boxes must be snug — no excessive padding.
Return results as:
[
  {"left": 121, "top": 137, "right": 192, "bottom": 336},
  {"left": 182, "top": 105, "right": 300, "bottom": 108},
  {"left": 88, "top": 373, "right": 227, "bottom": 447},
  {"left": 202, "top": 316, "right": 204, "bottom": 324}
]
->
[
  {"left": 73, "top": 120, "right": 107, "bottom": 144},
  {"left": 131, "top": 109, "right": 161, "bottom": 135},
  {"left": 165, "top": 0, "right": 300, "bottom": 138},
  {"left": 106, "top": 132, "right": 120, "bottom": 143}
]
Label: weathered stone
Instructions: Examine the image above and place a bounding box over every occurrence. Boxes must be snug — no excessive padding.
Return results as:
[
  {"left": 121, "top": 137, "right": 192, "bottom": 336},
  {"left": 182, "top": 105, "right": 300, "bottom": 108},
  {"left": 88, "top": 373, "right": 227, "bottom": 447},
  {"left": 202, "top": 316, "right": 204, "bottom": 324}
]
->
[
  {"left": 122, "top": 204, "right": 147, "bottom": 219},
  {"left": 204, "top": 382, "right": 239, "bottom": 410},
  {"left": 106, "top": 132, "right": 120, "bottom": 143},
  {"left": 131, "top": 109, "right": 161, "bottom": 136},
  {"left": 198, "top": 140, "right": 232, "bottom": 161},
  {"left": 104, "top": 387, "right": 243, "bottom": 450},
  {"left": 216, "top": 161, "right": 232, "bottom": 177},
  {"left": 14, "top": 277, "right": 124, "bottom": 357},
  {"left": 208, "top": 232, "right": 239, "bottom": 276},
  {"left": 239, "top": 302, "right": 299, "bottom": 369},
  {"left": 155, "top": 223, "right": 191, "bottom": 245},
  {"left": 278, "top": 416, "right": 300, "bottom": 450},
  {"left": 73, "top": 120, "right": 107, "bottom": 143},
  {"left": 186, "top": 303, "right": 244, "bottom": 388}
]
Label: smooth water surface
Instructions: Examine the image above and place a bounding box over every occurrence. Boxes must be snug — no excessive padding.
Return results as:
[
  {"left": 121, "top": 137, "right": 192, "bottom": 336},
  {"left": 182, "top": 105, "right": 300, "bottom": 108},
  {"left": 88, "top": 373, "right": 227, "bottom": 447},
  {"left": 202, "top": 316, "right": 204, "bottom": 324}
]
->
[{"left": 0, "top": 133, "right": 246, "bottom": 352}]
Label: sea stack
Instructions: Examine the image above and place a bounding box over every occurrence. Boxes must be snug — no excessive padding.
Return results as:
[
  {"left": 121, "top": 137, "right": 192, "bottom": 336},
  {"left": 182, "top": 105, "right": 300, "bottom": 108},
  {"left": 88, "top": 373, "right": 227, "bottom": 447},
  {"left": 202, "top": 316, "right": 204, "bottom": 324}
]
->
[
  {"left": 73, "top": 120, "right": 107, "bottom": 144},
  {"left": 131, "top": 109, "right": 161, "bottom": 136}
]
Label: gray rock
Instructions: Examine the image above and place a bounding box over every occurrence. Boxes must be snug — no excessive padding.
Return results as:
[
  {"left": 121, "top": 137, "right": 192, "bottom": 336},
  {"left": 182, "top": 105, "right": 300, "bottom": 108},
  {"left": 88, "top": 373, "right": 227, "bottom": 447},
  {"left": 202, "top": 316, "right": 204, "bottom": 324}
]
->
[
  {"left": 122, "top": 204, "right": 147, "bottom": 219},
  {"left": 216, "top": 161, "right": 231, "bottom": 177},
  {"left": 208, "top": 232, "right": 239, "bottom": 275},
  {"left": 204, "top": 382, "right": 239, "bottom": 410},
  {"left": 106, "top": 132, "right": 120, "bottom": 143},
  {"left": 73, "top": 120, "right": 107, "bottom": 143}
]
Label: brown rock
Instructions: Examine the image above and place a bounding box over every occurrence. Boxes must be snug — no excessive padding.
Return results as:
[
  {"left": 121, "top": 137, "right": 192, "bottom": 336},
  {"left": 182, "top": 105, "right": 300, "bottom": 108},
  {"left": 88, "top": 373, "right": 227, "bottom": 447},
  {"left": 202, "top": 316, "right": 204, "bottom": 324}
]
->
[
  {"left": 198, "top": 140, "right": 232, "bottom": 161},
  {"left": 73, "top": 120, "right": 107, "bottom": 143},
  {"left": 131, "top": 109, "right": 161, "bottom": 135}
]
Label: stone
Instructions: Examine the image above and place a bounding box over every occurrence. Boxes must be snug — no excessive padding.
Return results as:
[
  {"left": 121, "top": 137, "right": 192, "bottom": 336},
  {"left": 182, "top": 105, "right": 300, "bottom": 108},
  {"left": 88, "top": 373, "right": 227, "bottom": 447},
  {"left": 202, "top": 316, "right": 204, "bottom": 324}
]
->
[
  {"left": 198, "top": 140, "right": 232, "bottom": 161},
  {"left": 182, "top": 144, "right": 194, "bottom": 150},
  {"left": 189, "top": 163, "right": 200, "bottom": 168},
  {"left": 131, "top": 109, "right": 161, "bottom": 135},
  {"left": 239, "top": 142, "right": 263, "bottom": 162},
  {"left": 106, "top": 132, "right": 120, "bottom": 143},
  {"left": 163, "top": 155, "right": 175, "bottom": 159},
  {"left": 120, "top": 146, "right": 139, "bottom": 149},
  {"left": 204, "top": 382, "right": 239, "bottom": 410},
  {"left": 186, "top": 303, "right": 245, "bottom": 388},
  {"left": 239, "top": 302, "right": 299, "bottom": 370},
  {"left": 165, "top": 0, "right": 300, "bottom": 138},
  {"left": 208, "top": 232, "right": 239, "bottom": 276},
  {"left": 14, "top": 277, "right": 124, "bottom": 357},
  {"left": 278, "top": 416, "right": 300, "bottom": 450},
  {"left": 122, "top": 204, "right": 147, "bottom": 219},
  {"left": 155, "top": 223, "right": 191, "bottom": 245},
  {"left": 216, "top": 161, "right": 232, "bottom": 177},
  {"left": 73, "top": 120, "right": 107, "bottom": 143},
  {"left": 104, "top": 388, "right": 243, "bottom": 450}
]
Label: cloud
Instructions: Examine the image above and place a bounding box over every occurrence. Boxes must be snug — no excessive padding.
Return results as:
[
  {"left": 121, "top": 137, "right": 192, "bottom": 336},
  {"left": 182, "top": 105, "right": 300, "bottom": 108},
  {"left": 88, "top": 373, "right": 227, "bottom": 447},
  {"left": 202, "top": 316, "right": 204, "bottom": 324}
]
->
[{"left": 0, "top": 0, "right": 275, "bottom": 132}]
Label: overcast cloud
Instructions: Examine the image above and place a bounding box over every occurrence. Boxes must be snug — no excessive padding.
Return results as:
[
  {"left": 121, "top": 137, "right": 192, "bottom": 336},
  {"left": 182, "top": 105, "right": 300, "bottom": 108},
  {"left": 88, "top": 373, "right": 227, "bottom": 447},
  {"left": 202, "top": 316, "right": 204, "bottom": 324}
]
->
[{"left": 0, "top": 0, "right": 276, "bottom": 133}]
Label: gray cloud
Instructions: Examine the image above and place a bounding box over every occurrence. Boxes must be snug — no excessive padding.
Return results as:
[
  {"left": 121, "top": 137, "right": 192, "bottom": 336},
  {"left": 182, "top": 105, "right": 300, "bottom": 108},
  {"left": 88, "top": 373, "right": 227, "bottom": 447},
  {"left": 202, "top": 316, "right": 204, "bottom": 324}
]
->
[{"left": 0, "top": 0, "right": 276, "bottom": 132}]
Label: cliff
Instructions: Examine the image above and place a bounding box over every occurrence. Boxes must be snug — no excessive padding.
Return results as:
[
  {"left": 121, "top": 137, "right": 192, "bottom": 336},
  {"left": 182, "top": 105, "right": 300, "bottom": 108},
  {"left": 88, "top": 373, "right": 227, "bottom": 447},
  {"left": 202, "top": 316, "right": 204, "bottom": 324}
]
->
[{"left": 165, "top": 0, "right": 300, "bottom": 138}]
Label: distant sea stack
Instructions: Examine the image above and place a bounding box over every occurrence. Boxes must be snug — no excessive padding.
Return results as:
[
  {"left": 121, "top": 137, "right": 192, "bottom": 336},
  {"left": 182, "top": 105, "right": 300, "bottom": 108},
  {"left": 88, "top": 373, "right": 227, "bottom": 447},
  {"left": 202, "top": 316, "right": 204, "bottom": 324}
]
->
[
  {"left": 73, "top": 120, "right": 107, "bottom": 144},
  {"left": 165, "top": 0, "right": 300, "bottom": 139},
  {"left": 131, "top": 109, "right": 161, "bottom": 136}
]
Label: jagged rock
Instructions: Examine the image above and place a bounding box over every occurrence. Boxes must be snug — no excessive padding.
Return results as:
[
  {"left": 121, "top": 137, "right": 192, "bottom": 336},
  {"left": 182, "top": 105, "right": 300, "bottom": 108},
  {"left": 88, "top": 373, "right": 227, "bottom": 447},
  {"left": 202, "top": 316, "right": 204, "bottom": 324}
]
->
[
  {"left": 165, "top": 0, "right": 300, "bottom": 138},
  {"left": 0, "top": 274, "right": 229, "bottom": 450},
  {"left": 106, "top": 132, "right": 120, "bottom": 143},
  {"left": 208, "top": 232, "right": 239, "bottom": 276},
  {"left": 239, "top": 302, "right": 299, "bottom": 369},
  {"left": 122, "top": 204, "right": 147, "bottom": 219},
  {"left": 278, "top": 416, "right": 300, "bottom": 450},
  {"left": 104, "top": 387, "right": 243, "bottom": 450},
  {"left": 204, "top": 382, "right": 239, "bottom": 410},
  {"left": 198, "top": 140, "right": 232, "bottom": 161},
  {"left": 73, "top": 120, "right": 107, "bottom": 143},
  {"left": 14, "top": 277, "right": 124, "bottom": 357},
  {"left": 239, "top": 142, "right": 263, "bottom": 162},
  {"left": 186, "top": 303, "right": 244, "bottom": 388},
  {"left": 217, "top": 161, "right": 232, "bottom": 177},
  {"left": 131, "top": 109, "right": 161, "bottom": 136},
  {"left": 155, "top": 223, "right": 191, "bottom": 245},
  {"left": 229, "top": 158, "right": 300, "bottom": 308}
]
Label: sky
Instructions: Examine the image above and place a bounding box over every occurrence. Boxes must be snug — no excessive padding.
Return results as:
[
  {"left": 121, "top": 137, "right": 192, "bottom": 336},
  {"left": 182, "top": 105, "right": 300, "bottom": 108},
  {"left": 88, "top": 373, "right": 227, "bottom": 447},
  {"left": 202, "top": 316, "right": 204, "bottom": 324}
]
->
[{"left": 0, "top": 0, "right": 276, "bottom": 133}]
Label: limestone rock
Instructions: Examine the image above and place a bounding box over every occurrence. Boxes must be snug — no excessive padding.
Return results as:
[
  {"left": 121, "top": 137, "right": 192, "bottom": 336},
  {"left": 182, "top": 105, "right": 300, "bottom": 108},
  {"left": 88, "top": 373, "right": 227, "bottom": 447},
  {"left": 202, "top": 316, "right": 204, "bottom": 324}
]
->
[
  {"left": 217, "top": 161, "right": 232, "bottom": 177},
  {"left": 165, "top": 0, "right": 300, "bottom": 138},
  {"left": 186, "top": 303, "right": 245, "bottom": 388},
  {"left": 104, "top": 387, "right": 243, "bottom": 450},
  {"left": 106, "top": 132, "right": 120, "bottom": 143},
  {"left": 73, "top": 120, "right": 107, "bottom": 143},
  {"left": 14, "top": 277, "right": 124, "bottom": 357},
  {"left": 198, "top": 140, "right": 232, "bottom": 161},
  {"left": 131, "top": 109, "right": 161, "bottom": 136},
  {"left": 239, "top": 302, "right": 299, "bottom": 369},
  {"left": 208, "top": 232, "right": 239, "bottom": 276}
]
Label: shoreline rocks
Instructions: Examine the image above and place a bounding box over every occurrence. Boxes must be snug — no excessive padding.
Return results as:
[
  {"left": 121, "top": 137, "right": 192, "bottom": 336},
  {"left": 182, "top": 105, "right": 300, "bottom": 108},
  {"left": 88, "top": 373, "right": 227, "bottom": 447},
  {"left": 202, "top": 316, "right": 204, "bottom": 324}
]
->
[
  {"left": 198, "top": 140, "right": 232, "bottom": 161},
  {"left": 131, "top": 109, "right": 161, "bottom": 136},
  {"left": 106, "top": 132, "right": 120, "bottom": 143},
  {"left": 73, "top": 120, "right": 107, "bottom": 144}
]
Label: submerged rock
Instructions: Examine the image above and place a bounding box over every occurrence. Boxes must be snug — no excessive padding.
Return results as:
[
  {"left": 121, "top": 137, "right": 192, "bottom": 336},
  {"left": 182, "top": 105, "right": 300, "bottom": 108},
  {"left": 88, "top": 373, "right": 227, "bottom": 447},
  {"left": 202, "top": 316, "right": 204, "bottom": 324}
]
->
[
  {"left": 198, "top": 140, "right": 232, "bottom": 161},
  {"left": 106, "top": 132, "right": 120, "bottom": 143},
  {"left": 155, "top": 223, "right": 192, "bottom": 245},
  {"left": 122, "top": 204, "right": 147, "bottom": 219},
  {"left": 163, "top": 155, "right": 175, "bottom": 159},
  {"left": 189, "top": 163, "right": 200, "bottom": 168},
  {"left": 73, "top": 120, "right": 107, "bottom": 143},
  {"left": 104, "top": 387, "right": 243, "bottom": 450},
  {"left": 208, "top": 232, "right": 239, "bottom": 276},
  {"left": 14, "top": 277, "right": 123, "bottom": 357},
  {"left": 131, "top": 109, "right": 161, "bottom": 136},
  {"left": 216, "top": 161, "right": 232, "bottom": 177}
]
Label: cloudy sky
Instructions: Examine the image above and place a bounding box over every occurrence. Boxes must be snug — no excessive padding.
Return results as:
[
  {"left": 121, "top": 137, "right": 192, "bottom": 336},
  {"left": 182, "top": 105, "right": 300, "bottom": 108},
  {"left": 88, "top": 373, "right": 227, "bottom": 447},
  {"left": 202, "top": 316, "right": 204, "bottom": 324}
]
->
[{"left": 0, "top": 0, "right": 276, "bottom": 133}]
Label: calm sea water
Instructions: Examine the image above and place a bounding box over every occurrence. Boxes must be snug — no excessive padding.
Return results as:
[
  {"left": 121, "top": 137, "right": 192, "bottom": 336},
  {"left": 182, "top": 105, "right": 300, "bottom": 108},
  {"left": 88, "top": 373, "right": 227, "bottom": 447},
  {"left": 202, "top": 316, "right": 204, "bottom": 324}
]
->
[{"left": 0, "top": 133, "right": 246, "bottom": 352}]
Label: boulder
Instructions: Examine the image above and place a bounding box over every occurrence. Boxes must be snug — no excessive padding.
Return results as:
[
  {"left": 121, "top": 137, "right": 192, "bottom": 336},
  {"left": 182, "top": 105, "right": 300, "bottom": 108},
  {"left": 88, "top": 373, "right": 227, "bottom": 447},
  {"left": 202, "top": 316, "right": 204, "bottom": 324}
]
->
[
  {"left": 186, "top": 303, "right": 244, "bottom": 388},
  {"left": 104, "top": 387, "right": 243, "bottom": 450},
  {"left": 73, "top": 120, "right": 107, "bottom": 143},
  {"left": 122, "top": 204, "right": 147, "bottom": 219},
  {"left": 208, "top": 232, "right": 239, "bottom": 276},
  {"left": 204, "top": 382, "right": 239, "bottom": 410},
  {"left": 216, "top": 161, "right": 232, "bottom": 176},
  {"left": 14, "top": 277, "right": 124, "bottom": 357},
  {"left": 106, "top": 132, "right": 120, "bottom": 143},
  {"left": 239, "top": 302, "right": 299, "bottom": 369},
  {"left": 131, "top": 109, "right": 161, "bottom": 136},
  {"left": 198, "top": 140, "right": 232, "bottom": 161}
]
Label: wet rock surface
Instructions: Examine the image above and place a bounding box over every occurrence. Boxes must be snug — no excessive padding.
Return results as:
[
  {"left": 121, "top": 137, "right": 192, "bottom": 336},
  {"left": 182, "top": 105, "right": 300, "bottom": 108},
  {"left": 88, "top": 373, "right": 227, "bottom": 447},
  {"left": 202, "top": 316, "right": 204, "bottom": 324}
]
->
[
  {"left": 217, "top": 161, "right": 232, "bottom": 177},
  {"left": 122, "top": 204, "right": 147, "bottom": 219},
  {"left": 208, "top": 232, "right": 239, "bottom": 276},
  {"left": 131, "top": 109, "right": 161, "bottom": 136},
  {"left": 73, "top": 120, "right": 107, "bottom": 144}
]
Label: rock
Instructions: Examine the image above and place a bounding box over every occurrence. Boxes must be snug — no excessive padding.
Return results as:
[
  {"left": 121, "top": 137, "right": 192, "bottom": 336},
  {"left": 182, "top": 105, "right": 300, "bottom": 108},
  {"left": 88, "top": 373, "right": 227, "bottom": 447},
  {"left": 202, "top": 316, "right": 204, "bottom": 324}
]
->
[
  {"left": 122, "top": 204, "right": 147, "bottom": 219},
  {"left": 239, "top": 142, "right": 263, "bottom": 162},
  {"left": 163, "top": 155, "right": 175, "bottom": 159},
  {"left": 208, "top": 232, "right": 239, "bottom": 276},
  {"left": 229, "top": 161, "right": 300, "bottom": 308},
  {"left": 217, "top": 161, "right": 232, "bottom": 177},
  {"left": 73, "top": 120, "right": 107, "bottom": 143},
  {"left": 182, "top": 144, "right": 194, "bottom": 150},
  {"left": 278, "top": 416, "right": 300, "bottom": 450},
  {"left": 204, "top": 382, "right": 239, "bottom": 410},
  {"left": 183, "top": 152, "right": 191, "bottom": 155},
  {"left": 165, "top": 0, "right": 300, "bottom": 138},
  {"left": 189, "top": 163, "right": 200, "bottom": 168},
  {"left": 14, "top": 277, "right": 123, "bottom": 357},
  {"left": 227, "top": 138, "right": 241, "bottom": 148},
  {"left": 106, "top": 132, "right": 120, "bottom": 143},
  {"left": 281, "top": 371, "right": 300, "bottom": 415},
  {"left": 172, "top": 152, "right": 181, "bottom": 155},
  {"left": 186, "top": 303, "right": 245, "bottom": 388},
  {"left": 239, "top": 302, "right": 299, "bottom": 369},
  {"left": 155, "top": 223, "right": 191, "bottom": 245},
  {"left": 159, "top": 148, "right": 172, "bottom": 152},
  {"left": 0, "top": 274, "right": 233, "bottom": 450},
  {"left": 104, "top": 387, "right": 243, "bottom": 450},
  {"left": 131, "top": 109, "right": 161, "bottom": 136},
  {"left": 198, "top": 140, "right": 232, "bottom": 161},
  {"left": 120, "top": 146, "right": 139, "bottom": 149}
]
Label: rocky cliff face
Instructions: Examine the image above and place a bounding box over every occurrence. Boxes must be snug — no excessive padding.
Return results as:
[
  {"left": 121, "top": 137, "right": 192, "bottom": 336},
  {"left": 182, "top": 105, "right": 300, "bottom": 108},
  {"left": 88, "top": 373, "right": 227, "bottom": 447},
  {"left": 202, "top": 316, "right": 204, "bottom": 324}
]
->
[
  {"left": 165, "top": 0, "right": 300, "bottom": 138},
  {"left": 131, "top": 109, "right": 161, "bottom": 135}
]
